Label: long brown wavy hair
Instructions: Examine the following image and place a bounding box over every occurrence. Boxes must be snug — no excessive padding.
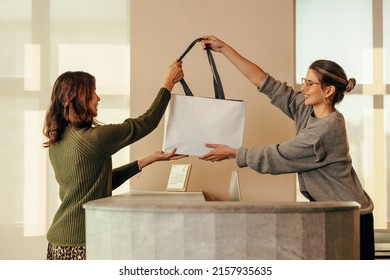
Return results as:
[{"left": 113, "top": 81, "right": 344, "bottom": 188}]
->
[{"left": 43, "top": 71, "right": 97, "bottom": 147}]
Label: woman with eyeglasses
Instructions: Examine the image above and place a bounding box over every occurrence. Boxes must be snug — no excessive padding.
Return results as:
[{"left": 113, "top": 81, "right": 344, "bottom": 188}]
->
[{"left": 199, "top": 35, "right": 374, "bottom": 260}]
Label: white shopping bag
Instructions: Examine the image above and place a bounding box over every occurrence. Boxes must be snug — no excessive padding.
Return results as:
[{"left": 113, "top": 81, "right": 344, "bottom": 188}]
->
[
  {"left": 163, "top": 95, "right": 246, "bottom": 156},
  {"left": 163, "top": 38, "right": 246, "bottom": 156}
]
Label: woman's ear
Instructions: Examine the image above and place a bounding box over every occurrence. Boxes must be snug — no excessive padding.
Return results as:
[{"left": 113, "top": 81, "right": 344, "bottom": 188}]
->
[{"left": 325, "top": 85, "right": 336, "bottom": 98}]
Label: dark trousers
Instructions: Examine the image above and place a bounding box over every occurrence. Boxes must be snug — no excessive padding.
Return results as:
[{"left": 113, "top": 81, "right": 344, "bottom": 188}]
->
[
  {"left": 360, "top": 213, "right": 375, "bottom": 260},
  {"left": 306, "top": 194, "right": 375, "bottom": 259}
]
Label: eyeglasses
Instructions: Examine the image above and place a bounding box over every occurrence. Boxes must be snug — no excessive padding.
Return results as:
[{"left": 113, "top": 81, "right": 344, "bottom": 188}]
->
[{"left": 301, "top": 78, "right": 321, "bottom": 88}]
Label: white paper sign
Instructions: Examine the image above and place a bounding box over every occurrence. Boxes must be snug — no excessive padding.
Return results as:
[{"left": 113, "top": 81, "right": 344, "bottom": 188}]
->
[{"left": 166, "top": 164, "right": 191, "bottom": 191}]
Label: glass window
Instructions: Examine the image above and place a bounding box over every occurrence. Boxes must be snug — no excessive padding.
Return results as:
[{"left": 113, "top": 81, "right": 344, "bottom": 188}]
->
[
  {"left": 384, "top": 0, "right": 390, "bottom": 83},
  {"left": 0, "top": 0, "right": 130, "bottom": 259},
  {"left": 296, "top": 0, "right": 373, "bottom": 84},
  {"left": 0, "top": 0, "right": 31, "bottom": 78}
]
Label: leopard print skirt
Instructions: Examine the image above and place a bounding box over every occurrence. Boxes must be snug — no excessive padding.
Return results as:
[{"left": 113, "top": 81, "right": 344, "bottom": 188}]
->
[{"left": 47, "top": 242, "right": 86, "bottom": 260}]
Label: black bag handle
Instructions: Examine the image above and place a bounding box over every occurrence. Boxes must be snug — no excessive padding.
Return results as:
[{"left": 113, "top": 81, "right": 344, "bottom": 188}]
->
[{"left": 178, "top": 38, "right": 225, "bottom": 99}]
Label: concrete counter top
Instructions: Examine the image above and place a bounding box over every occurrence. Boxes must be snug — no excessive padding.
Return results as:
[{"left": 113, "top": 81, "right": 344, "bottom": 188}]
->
[
  {"left": 84, "top": 190, "right": 359, "bottom": 213},
  {"left": 84, "top": 191, "right": 360, "bottom": 260}
]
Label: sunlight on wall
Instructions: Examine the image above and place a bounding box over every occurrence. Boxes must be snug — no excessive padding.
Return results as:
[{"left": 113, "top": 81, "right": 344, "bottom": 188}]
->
[
  {"left": 23, "top": 111, "right": 47, "bottom": 236},
  {"left": 58, "top": 44, "right": 130, "bottom": 95},
  {"left": 362, "top": 109, "right": 387, "bottom": 228},
  {"left": 24, "top": 44, "right": 40, "bottom": 91},
  {"left": 385, "top": 96, "right": 390, "bottom": 221}
]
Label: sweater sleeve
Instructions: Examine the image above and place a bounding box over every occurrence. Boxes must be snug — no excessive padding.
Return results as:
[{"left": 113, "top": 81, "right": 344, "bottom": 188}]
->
[
  {"left": 258, "top": 74, "right": 307, "bottom": 122},
  {"left": 236, "top": 128, "right": 327, "bottom": 174},
  {"left": 90, "top": 88, "right": 171, "bottom": 158},
  {"left": 112, "top": 161, "right": 141, "bottom": 190}
]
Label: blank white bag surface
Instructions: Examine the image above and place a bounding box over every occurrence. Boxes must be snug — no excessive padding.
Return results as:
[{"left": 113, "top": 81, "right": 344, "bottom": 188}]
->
[{"left": 163, "top": 94, "right": 246, "bottom": 156}]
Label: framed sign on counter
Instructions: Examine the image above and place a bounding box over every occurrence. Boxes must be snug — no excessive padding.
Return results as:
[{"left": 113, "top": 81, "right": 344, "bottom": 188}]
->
[{"left": 166, "top": 164, "right": 191, "bottom": 192}]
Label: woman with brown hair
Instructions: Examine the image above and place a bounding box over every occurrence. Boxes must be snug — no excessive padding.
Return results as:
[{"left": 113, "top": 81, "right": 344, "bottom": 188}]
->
[
  {"left": 199, "top": 35, "right": 375, "bottom": 259},
  {"left": 43, "top": 60, "right": 186, "bottom": 260}
]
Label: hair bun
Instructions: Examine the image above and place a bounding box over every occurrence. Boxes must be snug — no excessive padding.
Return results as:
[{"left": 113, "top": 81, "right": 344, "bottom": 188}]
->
[{"left": 345, "top": 78, "right": 356, "bottom": 93}]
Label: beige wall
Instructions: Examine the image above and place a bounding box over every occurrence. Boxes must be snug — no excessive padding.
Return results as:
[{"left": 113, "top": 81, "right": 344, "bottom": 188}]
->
[{"left": 130, "top": 0, "right": 296, "bottom": 202}]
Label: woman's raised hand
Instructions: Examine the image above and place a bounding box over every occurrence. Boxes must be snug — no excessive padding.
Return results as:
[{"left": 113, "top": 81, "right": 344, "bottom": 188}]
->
[{"left": 162, "top": 60, "right": 184, "bottom": 92}]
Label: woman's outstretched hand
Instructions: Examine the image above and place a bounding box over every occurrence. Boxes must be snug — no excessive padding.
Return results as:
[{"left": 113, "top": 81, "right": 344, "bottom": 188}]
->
[
  {"left": 152, "top": 148, "right": 188, "bottom": 162},
  {"left": 199, "top": 143, "right": 237, "bottom": 162},
  {"left": 138, "top": 148, "right": 188, "bottom": 170}
]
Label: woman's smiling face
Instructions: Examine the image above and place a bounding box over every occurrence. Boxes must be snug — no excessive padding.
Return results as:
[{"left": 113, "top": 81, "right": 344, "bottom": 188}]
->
[{"left": 301, "top": 69, "right": 327, "bottom": 107}]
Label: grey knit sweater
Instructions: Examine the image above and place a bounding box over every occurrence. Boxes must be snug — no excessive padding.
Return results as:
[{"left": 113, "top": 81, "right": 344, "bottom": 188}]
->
[
  {"left": 47, "top": 88, "right": 171, "bottom": 246},
  {"left": 236, "top": 75, "right": 373, "bottom": 214}
]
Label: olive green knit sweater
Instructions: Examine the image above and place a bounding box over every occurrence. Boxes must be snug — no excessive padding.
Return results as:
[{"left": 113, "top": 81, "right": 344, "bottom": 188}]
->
[{"left": 47, "top": 88, "right": 171, "bottom": 246}]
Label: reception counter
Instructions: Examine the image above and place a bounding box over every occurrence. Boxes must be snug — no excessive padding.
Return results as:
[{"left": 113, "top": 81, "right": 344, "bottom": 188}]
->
[{"left": 83, "top": 191, "right": 360, "bottom": 260}]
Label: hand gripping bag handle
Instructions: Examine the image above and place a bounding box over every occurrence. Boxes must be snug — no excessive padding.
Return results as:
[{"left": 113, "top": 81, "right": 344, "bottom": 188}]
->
[{"left": 177, "top": 38, "right": 225, "bottom": 99}]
